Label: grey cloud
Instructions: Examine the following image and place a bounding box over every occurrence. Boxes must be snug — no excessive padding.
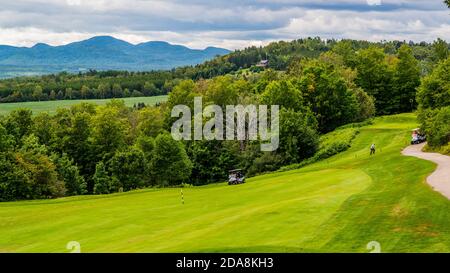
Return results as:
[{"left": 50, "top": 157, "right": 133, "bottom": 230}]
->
[{"left": 0, "top": 0, "right": 448, "bottom": 49}]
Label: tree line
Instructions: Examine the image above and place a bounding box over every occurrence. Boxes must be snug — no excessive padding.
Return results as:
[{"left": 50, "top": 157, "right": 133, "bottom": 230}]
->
[
  {"left": 417, "top": 57, "right": 450, "bottom": 154},
  {"left": 0, "top": 38, "right": 447, "bottom": 104}
]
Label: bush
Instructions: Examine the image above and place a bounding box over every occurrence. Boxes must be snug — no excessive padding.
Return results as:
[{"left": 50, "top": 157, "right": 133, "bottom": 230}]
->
[
  {"left": 54, "top": 154, "right": 87, "bottom": 196},
  {"left": 419, "top": 106, "right": 450, "bottom": 148},
  {"left": 93, "top": 162, "right": 112, "bottom": 194},
  {"left": 279, "top": 128, "right": 359, "bottom": 172},
  {"left": 247, "top": 152, "right": 283, "bottom": 177}
]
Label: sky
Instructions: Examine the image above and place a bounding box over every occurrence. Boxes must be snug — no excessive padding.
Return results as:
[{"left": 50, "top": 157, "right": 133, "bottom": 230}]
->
[{"left": 0, "top": 0, "right": 448, "bottom": 50}]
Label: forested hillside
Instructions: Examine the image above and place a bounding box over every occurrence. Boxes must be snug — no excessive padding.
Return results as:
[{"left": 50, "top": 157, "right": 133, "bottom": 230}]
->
[
  {"left": 0, "top": 49, "right": 373, "bottom": 200},
  {"left": 0, "top": 37, "right": 447, "bottom": 105},
  {"left": 0, "top": 36, "right": 449, "bottom": 201}
]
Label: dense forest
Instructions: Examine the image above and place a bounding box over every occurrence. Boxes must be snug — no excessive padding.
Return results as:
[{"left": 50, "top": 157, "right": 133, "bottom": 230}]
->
[
  {"left": 0, "top": 37, "right": 448, "bottom": 103},
  {"left": 0, "top": 37, "right": 449, "bottom": 201}
]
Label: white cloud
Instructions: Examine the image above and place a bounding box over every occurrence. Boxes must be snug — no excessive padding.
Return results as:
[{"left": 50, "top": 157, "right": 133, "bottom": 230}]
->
[
  {"left": 66, "top": 0, "right": 81, "bottom": 6},
  {"left": 277, "top": 9, "right": 449, "bottom": 43},
  {"left": 0, "top": 0, "right": 448, "bottom": 49}
]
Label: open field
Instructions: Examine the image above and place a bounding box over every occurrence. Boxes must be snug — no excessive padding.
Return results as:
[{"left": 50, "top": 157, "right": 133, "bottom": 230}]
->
[
  {"left": 1, "top": 113, "right": 449, "bottom": 253},
  {"left": 0, "top": 96, "right": 168, "bottom": 115}
]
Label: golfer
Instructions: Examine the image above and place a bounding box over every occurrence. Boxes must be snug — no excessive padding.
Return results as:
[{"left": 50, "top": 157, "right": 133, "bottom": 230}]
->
[{"left": 370, "top": 144, "right": 376, "bottom": 155}]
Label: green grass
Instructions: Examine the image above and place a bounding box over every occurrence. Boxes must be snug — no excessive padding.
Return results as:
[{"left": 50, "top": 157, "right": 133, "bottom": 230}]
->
[
  {"left": 0, "top": 96, "right": 168, "bottom": 115},
  {"left": 423, "top": 143, "right": 450, "bottom": 156},
  {"left": 1, "top": 113, "right": 449, "bottom": 253}
]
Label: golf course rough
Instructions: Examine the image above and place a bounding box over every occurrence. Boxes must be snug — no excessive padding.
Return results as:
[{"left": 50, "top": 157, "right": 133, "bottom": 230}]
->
[{"left": 1, "top": 113, "right": 449, "bottom": 253}]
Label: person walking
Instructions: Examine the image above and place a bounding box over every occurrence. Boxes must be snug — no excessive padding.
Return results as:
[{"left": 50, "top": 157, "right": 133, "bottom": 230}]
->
[{"left": 370, "top": 143, "right": 376, "bottom": 155}]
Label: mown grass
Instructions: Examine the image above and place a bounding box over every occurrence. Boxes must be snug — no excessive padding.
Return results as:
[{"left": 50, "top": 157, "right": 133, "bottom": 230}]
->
[
  {"left": 1, "top": 113, "right": 449, "bottom": 253},
  {"left": 0, "top": 96, "right": 168, "bottom": 115}
]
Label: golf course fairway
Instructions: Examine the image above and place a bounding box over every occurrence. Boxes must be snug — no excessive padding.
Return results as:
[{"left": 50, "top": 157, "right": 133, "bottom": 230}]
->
[{"left": 1, "top": 113, "right": 449, "bottom": 253}]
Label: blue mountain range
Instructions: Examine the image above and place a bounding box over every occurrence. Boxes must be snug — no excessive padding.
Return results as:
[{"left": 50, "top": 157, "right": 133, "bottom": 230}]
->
[{"left": 0, "top": 36, "right": 230, "bottom": 78}]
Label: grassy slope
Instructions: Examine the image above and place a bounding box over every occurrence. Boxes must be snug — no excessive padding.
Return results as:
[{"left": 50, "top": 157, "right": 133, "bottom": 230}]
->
[
  {"left": 0, "top": 96, "right": 168, "bottom": 115},
  {"left": 1, "top": 113, "right": 449, "bottom": 253}
]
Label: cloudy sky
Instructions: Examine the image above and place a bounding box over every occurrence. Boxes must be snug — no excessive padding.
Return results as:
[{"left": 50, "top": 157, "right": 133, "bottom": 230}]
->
[{"left": 0, "top": 0, "right": 448, "bottom": 49}]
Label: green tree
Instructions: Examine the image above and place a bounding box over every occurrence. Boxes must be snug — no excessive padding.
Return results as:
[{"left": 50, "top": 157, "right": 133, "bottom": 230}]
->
[
  {"left": 278, "top": 108, "right": 319, "bottom": 164},
  {"left": 137, "top": 107, "right": 165, "bottom": 137},
  {"left": 124, "top": 88, "right": 131, "bottom": 97},
  {"left": 97, "top": 83, "right": 110, "bottom": 99},
  {"left": 355, "top": 47, "right": 395, "bottom": 115},
  {"left": 253, "top": 69, "right": 280, "bottom": 93},
  {"left": 165, "top": 79, "right": 198, "bottom": 129},
  {"left": 54, "top": 154, "right": 87, "bottom": 196},
  {"left": 204, "top": 76, "right": 238, "bottom": 107},
  {"left": 32, "top": 112, "right": 56, "bottom": 147},
  {"left": 93, "top": 162, "right": 112, "bottom": 194},
  {"left": 331, "top": 40, "right": 358, "bottom": 68},
  {"left": 432, "top": 38, "right": 449, "bottom": 63},
  {"left": 296, "top": 59, "right": 359, "bottom": 132},
  {"left": 0, "top": 124, "right": 14, "bottom": 152},
  {"left": 417, "top": 57, "right": 450, "bottom": 150},
  {"left": 393, "top": 45, "right": 421, "bottom": 113},
  {"left": 112, "top": 83, "right": 124, "bottom": 98},
  {"left": 353, "top": 88, "right": 376, "bottom": 121},
  {"left": 49, "top": 90, "right": 56, "bottom": 100},
  {"left": 55, "top": 110, "right": 96, "bottom": 191},
  {"left": 65, "top": 88, "right": 73, "bottom": 100},
  {"left": 32, "top": 85, "right": 43, "bottom": 101},
  {"left": 420, "top": 107, "right": 450, "bottom": 148},
  {"left": 186, "top": 140, "right": 240, "bottom": 185},
  {"left": 150, "top": 133, "right": 192, "bottom": 186},
  {"left": 417, "top": 57, "right": 450, "bottom": 109},
  {"left": 0, "top": 152, "right": 30, "bottom": 201},
  {"left": 135, "top": 135, "right": 155, "bottom": 160},
  {"left": 166, "top": 80, "right": 197, "bottom": 110},
  {"left": 16, "top": 135, "right": 66, "bottom": 199},
  {"left": 3, "top": 109, "right": 33, "bottom": 145},
  {"left": 109, "top": 148, "right": 146, "bottom": 191},
  {"left": 80, "top": 85, "right": 90, "bottom": 99},
  {"left": 56, "top": 90, "right": 64, "bottom": 100},
  {"left": 92, "top": 106, "right": 128, "bottom": 160},
  {"left": 143, "top": 82, "right": 159, "bottom": 96},
  {"left": 260, "top": 79, "right": 304, "bottom": 112}
]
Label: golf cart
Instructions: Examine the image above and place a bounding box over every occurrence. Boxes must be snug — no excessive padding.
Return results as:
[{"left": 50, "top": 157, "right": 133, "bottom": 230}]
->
[
  {"left": 411, "top": 128, "right": 426, "bottom": 145},
  {"left": 228, "top": 169, "right": 246, "bottom": 185}
]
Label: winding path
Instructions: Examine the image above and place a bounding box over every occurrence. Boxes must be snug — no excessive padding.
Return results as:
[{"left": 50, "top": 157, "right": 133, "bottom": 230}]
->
[{"left": 402, "top": 143, "right": 450, "bottom": 199}]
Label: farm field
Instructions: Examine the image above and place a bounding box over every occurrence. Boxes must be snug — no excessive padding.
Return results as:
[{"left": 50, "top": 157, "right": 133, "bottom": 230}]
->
[
  {"left": 1, "top": 113, "right": 449, "bottom": 253},
  {"left": 0, "top": 96, "right": 168, "bottom": 115}
]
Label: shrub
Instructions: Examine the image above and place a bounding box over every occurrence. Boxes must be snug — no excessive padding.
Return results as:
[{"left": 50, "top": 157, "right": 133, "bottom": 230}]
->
[
  {"left": 420, "top": 106, "right": 450, "bottom": 148},
  {"left": 279, "top": 128, "right": 359, "bottom": 172}
]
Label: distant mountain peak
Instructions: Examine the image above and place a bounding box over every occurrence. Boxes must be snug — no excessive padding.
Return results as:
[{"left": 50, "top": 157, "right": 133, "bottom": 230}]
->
[
  {"left": 85, "top": 35, "right": 125, "bottom": 42},
  {"left": 71, "top": 36, "right": 133, "bottom": 47},
  {"left": 32, "top": 43, "right": 52, "bottom": 49},
  {"left": 140, "top": 41, "right": 171, "bottom": 45},
  {"left": 0, "top": 36, "right": 231, "bottom": 78}
]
